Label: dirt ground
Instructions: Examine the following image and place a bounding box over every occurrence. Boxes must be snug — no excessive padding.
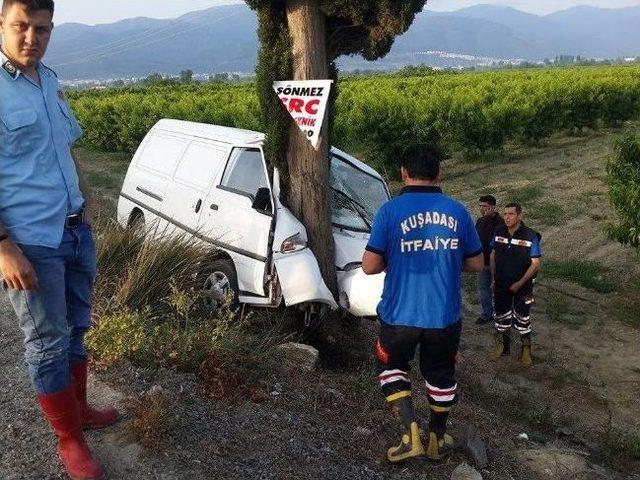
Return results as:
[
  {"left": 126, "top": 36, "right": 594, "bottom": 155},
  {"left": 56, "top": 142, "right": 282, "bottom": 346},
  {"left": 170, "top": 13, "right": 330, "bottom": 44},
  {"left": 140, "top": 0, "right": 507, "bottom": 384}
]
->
[{"left": 1, "top": 127, "right": 639, "bottom": 479}]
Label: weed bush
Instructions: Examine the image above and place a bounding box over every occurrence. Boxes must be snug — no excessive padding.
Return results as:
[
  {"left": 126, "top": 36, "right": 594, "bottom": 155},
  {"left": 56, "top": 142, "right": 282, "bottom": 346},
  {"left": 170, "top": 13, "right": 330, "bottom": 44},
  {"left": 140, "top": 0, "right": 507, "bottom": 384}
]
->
[
  {"left": 87, "top": 220, "right": 286, "bottom": 373},
  {"left": 126, "top": 390, "right": 172, "bottom": 447}
]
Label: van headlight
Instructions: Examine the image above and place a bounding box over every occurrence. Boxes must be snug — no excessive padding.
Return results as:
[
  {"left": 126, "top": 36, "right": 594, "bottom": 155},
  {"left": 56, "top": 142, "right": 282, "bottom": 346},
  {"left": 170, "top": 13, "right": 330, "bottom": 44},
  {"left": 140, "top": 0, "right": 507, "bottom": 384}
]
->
[{"left": 280, "top": 233, "right": 307, "bottom": 253}]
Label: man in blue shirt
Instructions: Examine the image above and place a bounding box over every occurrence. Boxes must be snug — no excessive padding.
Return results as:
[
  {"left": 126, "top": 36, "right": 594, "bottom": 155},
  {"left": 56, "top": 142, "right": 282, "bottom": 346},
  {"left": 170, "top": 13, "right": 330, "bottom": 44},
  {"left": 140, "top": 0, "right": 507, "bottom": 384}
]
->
[
  {"left": 0, "top": 1, "right": 115, "bottom": 478},
  {"left": 362, "top": 146, "right": 483, "bottom": 462}
]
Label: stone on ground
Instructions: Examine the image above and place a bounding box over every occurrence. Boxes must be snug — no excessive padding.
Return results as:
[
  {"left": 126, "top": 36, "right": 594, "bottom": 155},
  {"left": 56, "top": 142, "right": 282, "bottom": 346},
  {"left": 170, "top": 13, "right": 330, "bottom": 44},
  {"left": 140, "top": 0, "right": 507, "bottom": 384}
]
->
[
  {"left": 276, "top": 342, "right": 319, "bottom": 371},
  {"left": 518, "top": 448, "right": 592, "bottom": 476},
  {"left": 461, "top": 425, "right": 489, "bottom": 469},
  {"left": 451, "top": 462, "right": 483, "bottom": 480}
]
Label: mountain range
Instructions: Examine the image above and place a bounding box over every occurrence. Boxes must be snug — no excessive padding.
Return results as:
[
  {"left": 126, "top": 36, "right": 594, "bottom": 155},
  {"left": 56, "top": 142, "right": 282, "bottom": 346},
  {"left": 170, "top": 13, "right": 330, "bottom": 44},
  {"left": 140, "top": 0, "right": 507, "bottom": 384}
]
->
[{"left": 44, "top": 4, "right": 640, "bottom": 80}]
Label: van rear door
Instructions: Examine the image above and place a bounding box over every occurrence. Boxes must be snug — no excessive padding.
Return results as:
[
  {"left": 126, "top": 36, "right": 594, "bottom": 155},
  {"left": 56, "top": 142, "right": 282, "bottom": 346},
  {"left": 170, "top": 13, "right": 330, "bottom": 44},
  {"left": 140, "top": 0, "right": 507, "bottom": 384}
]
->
[
  {"left": 120, "top": 133, "right": 188, "bottom": 234},
  {"left": 162, "top": 142, "right": 229, "bottom": 236},
  {"left": 197, "top": 147, "right": 273, "bottom": 297}
]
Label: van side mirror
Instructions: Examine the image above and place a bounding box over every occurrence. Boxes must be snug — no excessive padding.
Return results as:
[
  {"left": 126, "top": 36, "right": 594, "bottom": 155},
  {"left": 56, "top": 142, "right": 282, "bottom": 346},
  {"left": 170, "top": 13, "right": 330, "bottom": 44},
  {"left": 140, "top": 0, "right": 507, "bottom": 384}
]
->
[{"left": 252, "top": 187, "right": 272, "bottom": 213}]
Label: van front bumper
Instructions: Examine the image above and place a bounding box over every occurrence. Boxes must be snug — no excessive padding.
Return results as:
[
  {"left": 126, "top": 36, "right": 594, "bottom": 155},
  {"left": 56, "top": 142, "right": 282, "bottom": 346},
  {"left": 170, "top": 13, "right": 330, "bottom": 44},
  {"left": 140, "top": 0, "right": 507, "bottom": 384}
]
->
[{"left": 337, "top": 268, "right": 384, "bottom": 318}]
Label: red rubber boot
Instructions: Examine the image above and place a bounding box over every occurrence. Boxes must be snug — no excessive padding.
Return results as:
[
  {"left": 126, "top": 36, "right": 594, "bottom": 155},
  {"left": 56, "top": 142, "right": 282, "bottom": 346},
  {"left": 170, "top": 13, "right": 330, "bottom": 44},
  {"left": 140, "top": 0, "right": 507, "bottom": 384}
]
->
[
  {"left": 38, "top": 385, "right": 105, "bottom": 480},
  {"left": 71, "top": 360, "right": 119, "bottom": 429}
]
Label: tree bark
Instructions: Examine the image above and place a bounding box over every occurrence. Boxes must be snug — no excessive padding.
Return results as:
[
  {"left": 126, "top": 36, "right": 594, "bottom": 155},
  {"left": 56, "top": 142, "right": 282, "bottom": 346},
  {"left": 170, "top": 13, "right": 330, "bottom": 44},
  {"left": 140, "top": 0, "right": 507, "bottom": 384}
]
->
[{"left": 285, "top": 0, "right": 337, "bottom": 297}]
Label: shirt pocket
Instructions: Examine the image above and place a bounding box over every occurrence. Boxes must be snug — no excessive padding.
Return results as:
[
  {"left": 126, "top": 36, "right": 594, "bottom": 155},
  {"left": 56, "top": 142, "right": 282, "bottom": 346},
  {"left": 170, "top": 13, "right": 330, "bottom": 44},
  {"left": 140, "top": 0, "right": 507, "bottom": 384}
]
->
[{"left": 0, "top": 108, "right": 39, "bottom": 158}]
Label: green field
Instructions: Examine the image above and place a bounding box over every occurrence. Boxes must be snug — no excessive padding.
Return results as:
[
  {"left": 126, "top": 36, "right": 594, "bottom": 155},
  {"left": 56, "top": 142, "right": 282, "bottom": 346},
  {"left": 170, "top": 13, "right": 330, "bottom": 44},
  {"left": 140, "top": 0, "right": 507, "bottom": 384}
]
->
[{"left": 69, "top": 65, "right": 640, "bottom": 173}]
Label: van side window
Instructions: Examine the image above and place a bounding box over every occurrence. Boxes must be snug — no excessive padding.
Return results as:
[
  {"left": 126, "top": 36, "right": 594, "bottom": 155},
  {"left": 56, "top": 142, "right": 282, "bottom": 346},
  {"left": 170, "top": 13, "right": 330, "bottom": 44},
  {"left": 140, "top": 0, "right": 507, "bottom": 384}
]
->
[
  {"left": 220, "top": 148, "right": 268, "bottom": 199},
  {"left": 137, "top": 134, "right": 188, "bottom": 177},
  {"left": 174, "top": 143, "right": 227, "bottom": 191}
]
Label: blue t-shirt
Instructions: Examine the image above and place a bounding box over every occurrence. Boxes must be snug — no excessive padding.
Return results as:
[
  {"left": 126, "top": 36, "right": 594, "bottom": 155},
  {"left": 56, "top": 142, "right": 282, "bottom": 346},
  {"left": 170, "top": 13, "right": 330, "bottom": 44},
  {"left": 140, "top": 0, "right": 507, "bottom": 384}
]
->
[{"left": 366, "top": 186, "right": 482, "bottom": 329}]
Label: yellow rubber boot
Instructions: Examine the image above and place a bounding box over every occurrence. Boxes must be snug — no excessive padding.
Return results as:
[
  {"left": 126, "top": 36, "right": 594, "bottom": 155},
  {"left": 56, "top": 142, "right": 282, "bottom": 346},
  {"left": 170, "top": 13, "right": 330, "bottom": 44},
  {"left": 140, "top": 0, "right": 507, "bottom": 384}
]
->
[
  {"left": 387, "top": 422, "right": 425, "bottom": 463},
  {"left": 520, "top": 337, "right": 532, "bottom": 367},
  {"left": 491, "top": 332, "right": 505, "bottom": 360},
  {"left": 426, "top": 431, "right": 455, "bottom": 461}
]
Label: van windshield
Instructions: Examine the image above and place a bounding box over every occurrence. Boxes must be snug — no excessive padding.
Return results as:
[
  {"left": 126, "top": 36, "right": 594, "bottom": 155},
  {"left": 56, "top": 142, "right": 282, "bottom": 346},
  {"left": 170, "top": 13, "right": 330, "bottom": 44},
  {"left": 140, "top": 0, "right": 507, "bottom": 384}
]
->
[{"left": 330, "top": 154, "right": 389, "bottom": 232}]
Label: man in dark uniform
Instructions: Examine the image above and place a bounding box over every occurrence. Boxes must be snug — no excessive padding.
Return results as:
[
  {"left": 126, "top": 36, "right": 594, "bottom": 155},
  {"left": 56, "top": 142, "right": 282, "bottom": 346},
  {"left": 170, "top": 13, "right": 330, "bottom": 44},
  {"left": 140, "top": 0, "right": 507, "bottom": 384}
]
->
[
  {"left": 0, "top": 1, "right": 116, "bottom": 478},
  {"left": 490, "top": 203, "right": 542, "bottom": 366},
  {"left": 475, "top": 195, "right": 504, "bottom": 325},
  {"left": 362, "top": 146, "right": 483, "bottom": 462}
]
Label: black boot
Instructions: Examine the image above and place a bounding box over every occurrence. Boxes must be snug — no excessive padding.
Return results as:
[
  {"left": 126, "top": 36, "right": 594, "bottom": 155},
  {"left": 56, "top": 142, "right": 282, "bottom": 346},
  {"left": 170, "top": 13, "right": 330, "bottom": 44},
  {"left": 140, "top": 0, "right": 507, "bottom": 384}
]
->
[{"left": 426, "top": 407, "right": 454, "bottom": 461}]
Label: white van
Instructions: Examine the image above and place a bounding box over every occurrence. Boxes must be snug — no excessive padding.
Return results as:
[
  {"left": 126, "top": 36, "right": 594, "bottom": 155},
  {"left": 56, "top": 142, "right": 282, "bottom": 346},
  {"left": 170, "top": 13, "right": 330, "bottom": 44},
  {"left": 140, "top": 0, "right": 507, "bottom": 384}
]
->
[{"left": 117, "top": 119, "right": 387, "bottom": 319}]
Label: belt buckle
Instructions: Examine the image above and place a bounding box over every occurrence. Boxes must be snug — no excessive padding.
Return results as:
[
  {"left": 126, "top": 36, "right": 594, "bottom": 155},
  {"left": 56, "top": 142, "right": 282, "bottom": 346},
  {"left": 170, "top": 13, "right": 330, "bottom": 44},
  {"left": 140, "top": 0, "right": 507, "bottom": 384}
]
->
[{"left": 65, "top": 212, "right": 83, "bottom": 228}]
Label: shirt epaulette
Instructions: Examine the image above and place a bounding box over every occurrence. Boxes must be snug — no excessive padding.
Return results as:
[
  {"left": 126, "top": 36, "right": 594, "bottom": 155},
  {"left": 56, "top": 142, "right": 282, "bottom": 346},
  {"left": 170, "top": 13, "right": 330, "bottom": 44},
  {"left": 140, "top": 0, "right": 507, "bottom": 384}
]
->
[{"left": 1, "top": 58, "right": 19, "bottom": 80}]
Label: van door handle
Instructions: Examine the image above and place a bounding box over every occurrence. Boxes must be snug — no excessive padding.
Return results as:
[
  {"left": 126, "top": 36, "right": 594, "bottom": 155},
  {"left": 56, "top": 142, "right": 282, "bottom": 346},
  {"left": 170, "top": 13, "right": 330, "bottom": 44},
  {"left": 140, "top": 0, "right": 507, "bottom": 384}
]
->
[
  {"left": 195, "top": 199, "right": 202, "bottom": 213},
  {"left": 210, "top": 204, "right": 219, "bottom": 211}
]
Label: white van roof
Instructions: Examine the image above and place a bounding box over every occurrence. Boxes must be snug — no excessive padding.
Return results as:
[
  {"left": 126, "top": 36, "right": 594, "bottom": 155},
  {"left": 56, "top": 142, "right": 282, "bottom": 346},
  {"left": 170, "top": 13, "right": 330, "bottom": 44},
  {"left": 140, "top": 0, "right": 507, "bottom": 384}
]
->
[
  {"left": 153, "top": 119, "right": 265, "bottom": 146},
  {"left": 152, "top": 119, "right": 383, "bottom": 181}
]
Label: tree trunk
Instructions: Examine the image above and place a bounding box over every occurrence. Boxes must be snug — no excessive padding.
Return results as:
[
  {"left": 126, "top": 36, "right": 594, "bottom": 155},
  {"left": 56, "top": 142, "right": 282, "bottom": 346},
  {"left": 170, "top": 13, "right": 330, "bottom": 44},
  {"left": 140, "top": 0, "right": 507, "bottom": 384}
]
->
[{"left": 285, "top": 0, "right": 337, "bottom": 297}]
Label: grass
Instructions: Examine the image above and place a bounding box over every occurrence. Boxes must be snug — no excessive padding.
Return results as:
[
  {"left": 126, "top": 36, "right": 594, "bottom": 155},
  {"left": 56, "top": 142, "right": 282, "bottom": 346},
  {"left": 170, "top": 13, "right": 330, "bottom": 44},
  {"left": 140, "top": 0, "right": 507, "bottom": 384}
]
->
[
  {"left": 615, "top": 278, "right": 640, "bottom": 328},
  {"left": 461, "top": 375, "right": 556, "bottom": 437},
  {"left": 505, "top": 185, "right": 544, "bottom": 205},
  {"left": 606, "top": 430, "right": 640, "bottom": 462},
  {"left": 519, "top": 404, "right": 554, "bottom": 430},
  {"left": 544, "top": 291, "right": 572, "bottom": 324},
  {"left": 549, "top": 366, "right": 589, "bottom": 389},
  {"left": 528, "top": 202, "right": 565, "bottom": 226},
  {"left": 543, "top": 259, "right": 618, "bottom": 293}
]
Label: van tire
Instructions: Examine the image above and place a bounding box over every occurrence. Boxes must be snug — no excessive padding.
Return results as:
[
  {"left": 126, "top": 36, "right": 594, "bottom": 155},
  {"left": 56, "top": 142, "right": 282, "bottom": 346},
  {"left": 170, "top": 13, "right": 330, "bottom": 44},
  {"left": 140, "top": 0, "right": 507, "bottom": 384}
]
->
[
  {"left": 128, "top": 210, "right": 145, "bottom": 232},
  {"left": 201, "top": 258, "right": 239, "bottom": 313}
]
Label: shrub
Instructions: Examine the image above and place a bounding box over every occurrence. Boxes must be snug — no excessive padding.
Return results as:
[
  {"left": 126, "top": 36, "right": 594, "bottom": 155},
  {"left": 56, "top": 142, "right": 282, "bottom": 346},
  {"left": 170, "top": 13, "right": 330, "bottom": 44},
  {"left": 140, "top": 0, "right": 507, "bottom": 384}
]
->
[
  {"left": 607, "top": 129, "right": 640, "bottom": 250},
  {"left": 87, "top": 220, "right": 287, "bottom": 374}
]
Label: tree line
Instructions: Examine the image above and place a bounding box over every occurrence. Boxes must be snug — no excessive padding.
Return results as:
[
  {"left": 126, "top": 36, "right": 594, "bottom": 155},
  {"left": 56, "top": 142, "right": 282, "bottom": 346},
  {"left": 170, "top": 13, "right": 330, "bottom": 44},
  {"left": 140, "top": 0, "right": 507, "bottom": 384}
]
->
[{"left": 68, "top": 65, "right": 640, "bottom": 173}]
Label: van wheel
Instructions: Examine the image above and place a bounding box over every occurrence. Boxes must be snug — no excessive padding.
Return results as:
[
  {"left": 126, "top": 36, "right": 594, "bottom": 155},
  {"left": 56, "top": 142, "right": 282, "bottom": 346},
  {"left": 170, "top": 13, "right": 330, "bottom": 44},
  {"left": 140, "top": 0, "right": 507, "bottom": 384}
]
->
[
  {"left": 128, "top": 210, "right": 145, "bottom": 232},
  {"left": 202, "top": 259, "right": 239, "bottom": 313}
]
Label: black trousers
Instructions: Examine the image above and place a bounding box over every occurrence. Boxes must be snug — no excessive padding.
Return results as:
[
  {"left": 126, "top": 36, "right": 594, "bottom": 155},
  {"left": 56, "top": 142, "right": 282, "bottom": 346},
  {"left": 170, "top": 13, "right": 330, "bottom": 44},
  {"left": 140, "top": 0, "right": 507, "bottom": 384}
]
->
[
  {"left": 376, "top": 321, "right": 461, "bottom": 409},
  {"left": 493, "top": 283, "right": 534, "bottom": 335}
]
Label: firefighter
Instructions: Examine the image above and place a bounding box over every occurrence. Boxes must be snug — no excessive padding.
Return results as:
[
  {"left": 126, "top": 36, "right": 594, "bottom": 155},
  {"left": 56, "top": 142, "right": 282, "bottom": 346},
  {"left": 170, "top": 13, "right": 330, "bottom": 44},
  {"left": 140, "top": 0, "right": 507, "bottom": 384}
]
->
[
  {"left": 362, "top": 145, "right": 483, "bottom": 462},
  {"left": 490, "top": 203, "right": 542, "bottom": 366}
]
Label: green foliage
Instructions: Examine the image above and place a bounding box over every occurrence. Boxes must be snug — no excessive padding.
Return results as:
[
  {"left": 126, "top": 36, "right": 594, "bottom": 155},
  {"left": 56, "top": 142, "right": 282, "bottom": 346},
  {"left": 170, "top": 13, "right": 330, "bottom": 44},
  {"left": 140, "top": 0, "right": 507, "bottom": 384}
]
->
[
  {"left": 251, "top": 3, "right": 292, "bottom": 177},
  {"left": 68, "top": 66, "right": 640, "bottom": 175},
  {"left": 179, "top": 69, "right": 194, "bottom": 84},
  {"left": 142, "top": 72, "right": 179, "bottom": 87},
  {"left": 543, "top": 259, "right": 617, "bottom": 293},
  {"left": 246, "top": 1, "right": 428, "bottom": 62},
  {"left": 607, "top": 129, "right": 640, "bottom": 250},
  {"left": 68, "top": 83, "right": 261, "bottom": 154},
  {"left": 87, "top": 220, "right": 286, "bottom": 371},
  {"left": 85, "top": 309, "right": 148, "bottom": 365}
]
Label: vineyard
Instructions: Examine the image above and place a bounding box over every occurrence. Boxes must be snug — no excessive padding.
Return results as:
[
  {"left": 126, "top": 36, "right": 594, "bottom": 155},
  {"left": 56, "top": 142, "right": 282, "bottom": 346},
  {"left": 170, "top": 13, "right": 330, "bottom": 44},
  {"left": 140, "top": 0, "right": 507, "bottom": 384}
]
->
[{"left": 68, "top": 65, "right": 640, "bottom": 170}]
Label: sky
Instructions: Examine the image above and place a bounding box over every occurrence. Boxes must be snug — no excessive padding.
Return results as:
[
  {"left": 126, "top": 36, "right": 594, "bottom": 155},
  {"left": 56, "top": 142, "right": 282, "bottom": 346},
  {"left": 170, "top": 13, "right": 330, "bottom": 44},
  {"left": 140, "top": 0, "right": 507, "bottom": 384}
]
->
[{"left": 52, "top": 0, "right": 640, "bottom": 25}]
